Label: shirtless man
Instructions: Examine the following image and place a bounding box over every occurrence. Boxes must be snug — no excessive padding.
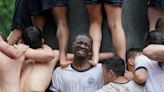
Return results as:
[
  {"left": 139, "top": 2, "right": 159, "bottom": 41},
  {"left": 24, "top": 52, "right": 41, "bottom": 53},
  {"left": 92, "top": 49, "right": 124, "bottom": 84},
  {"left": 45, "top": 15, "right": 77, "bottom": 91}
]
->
[
  {"left": 17, "top": 26, "right": 56, "bottom": 92},
  {"left": 0, "top": 32, "right": 28, "bottom": 92}
]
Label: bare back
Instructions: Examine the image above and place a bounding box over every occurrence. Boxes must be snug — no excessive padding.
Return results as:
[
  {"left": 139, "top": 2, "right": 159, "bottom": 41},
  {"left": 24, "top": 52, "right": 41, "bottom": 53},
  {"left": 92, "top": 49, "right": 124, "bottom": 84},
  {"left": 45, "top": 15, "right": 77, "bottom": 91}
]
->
[
  {"left": 20, "top": 57, "right": 58, "bottom": 92},
  {"left": 0, "top": 52, "right": 25, "bottom": 92}
]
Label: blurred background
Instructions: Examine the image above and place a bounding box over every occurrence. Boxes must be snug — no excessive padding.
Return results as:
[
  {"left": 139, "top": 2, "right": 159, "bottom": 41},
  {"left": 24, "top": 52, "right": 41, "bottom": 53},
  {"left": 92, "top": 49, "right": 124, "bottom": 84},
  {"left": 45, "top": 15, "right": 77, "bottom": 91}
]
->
[{"left": 0, "top": 0, "right": 14, "bottom": 35}]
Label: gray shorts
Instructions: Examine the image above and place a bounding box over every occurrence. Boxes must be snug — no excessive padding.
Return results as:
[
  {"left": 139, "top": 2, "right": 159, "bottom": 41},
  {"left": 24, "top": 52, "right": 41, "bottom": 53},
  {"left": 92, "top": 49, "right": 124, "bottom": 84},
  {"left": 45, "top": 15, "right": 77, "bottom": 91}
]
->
[
  {"left": 84, "top": 0, "right": 123, "bottom": 6},
  {"left": 41, "top": 0, "right": 67, "bottom": 11},
  {"left": 149, "top": 0, "right": 164, "bottom": 8}
]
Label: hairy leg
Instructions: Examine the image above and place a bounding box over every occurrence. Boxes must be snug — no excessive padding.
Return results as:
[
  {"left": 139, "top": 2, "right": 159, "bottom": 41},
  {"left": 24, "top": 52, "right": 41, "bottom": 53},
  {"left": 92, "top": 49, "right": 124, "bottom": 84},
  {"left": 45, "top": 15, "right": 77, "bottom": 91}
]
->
[
  {"left": 148, "top": 7, "right": 164, "bottom": 31},
  {"left": 104, "top": 4, "right": 126, "bottom": 60},
  {"left": 51, "top": 6, "right": 70, "bottom": 68}
]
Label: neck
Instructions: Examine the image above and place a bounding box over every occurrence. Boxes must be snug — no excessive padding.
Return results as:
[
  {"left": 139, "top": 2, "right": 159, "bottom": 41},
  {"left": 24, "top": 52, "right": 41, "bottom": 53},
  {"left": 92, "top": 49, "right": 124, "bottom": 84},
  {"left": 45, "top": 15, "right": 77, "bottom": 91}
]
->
[
  {"left": 72, "top": 56, "right": 91, "bottom": 71},
  {"left": 128, "top": 65, "right": 134, "bottom": 72},
  {"left": 112, "top": 76, "right": 129, "bottom": 83}
]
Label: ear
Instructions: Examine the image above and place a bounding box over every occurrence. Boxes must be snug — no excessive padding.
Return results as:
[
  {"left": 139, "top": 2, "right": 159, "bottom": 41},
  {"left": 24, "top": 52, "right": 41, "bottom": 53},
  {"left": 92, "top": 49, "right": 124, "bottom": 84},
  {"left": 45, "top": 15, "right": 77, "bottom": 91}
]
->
[
  {"left": 128, "top": 58, "right": 134, "bottom": 66},
  {"left": 108, "top": 70, "right": 114, "bottom": 78}
]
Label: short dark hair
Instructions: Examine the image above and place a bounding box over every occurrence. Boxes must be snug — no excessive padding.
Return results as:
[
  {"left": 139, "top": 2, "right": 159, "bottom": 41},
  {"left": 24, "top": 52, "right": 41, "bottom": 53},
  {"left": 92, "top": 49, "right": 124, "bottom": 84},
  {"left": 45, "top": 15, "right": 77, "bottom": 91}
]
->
[
  {"left": 126, "top": 48, "right": 142, "bottom": 61},
  {"left": 146, "top": 30, "right": 164, "bottom": 45},
  {"left": 155, "top": 17, "right": 164, "bottom": 33},
  {"left": 126, "top": 48, "right": 142, "bottom": 70},
  {"left": 22, "top": 26, "right": 42, "bottom": 49},
  {"left": 103, "top": 56, "right": 125, "bottom": 76},
  {"left": 0, "top": 32, "right": 7, "bottom": 42}
]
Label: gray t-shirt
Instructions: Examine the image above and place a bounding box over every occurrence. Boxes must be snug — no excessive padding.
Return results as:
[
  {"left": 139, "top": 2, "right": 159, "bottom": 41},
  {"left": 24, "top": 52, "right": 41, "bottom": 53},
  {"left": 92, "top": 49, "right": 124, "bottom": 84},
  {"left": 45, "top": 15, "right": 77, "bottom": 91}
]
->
[
  {"left": 96, "top": 80, "right": 143, "bottom": 92},
  {"left": 49, "top": 64, "right": 104, "bottom": 92},
  {"left": 135, "top": 55, "right": 164, "bottom": 92}
]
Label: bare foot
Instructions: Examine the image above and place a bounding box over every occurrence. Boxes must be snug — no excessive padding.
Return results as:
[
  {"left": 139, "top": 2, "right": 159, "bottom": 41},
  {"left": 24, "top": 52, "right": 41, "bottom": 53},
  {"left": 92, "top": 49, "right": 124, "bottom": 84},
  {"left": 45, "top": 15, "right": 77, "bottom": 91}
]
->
[
  {"left": 60, "top": 60, "right": 72, "bottom": 68},
  {"left": 89, "top": 59, "right": 98, "bottom": 67},
  {"left": 89, "top": 56, "right": 99, "bottom": 66}
]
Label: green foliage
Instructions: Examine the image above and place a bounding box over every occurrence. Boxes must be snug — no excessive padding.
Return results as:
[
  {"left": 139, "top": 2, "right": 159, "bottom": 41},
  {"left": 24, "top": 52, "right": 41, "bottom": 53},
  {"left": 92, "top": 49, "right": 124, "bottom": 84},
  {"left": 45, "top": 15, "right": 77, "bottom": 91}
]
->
[{"left": 0, "top": 0, "right": 15, "bottom": 36}]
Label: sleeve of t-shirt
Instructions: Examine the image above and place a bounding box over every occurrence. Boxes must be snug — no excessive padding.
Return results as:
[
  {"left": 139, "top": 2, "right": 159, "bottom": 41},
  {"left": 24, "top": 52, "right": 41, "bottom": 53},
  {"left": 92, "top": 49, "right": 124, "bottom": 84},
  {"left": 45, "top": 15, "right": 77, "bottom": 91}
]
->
[
  {"left": 134, "top": 55, "right": 148, "bottom": 71},
  {"left": 49, "top": 69, "right": 60, "bottom": 92},
  {"left": 99, "top": 64, "right": 104, "bottom": 87}
]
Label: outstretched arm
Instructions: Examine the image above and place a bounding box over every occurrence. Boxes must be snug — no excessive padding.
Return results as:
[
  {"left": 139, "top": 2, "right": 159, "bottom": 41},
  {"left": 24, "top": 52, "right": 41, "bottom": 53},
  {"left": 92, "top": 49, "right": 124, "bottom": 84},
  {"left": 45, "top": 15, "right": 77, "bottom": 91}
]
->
[
  {"left": 99, "top": 52, "right": 115, "bottom": 60},
  {"left": 143, "top": 45, "right": 164, "bottom": 62},
  {"left": 24, "top": 44, "right": 54, "bottom": 63}
]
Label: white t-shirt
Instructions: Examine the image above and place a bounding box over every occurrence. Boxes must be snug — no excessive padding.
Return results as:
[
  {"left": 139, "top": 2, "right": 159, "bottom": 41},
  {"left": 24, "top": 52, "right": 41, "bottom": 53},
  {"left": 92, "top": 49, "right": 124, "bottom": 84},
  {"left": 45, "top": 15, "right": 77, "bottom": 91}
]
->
[
  {"left": 49, "top": 64, "right": 104, "bottom": 92},
  {"left": 96, "top": 80, "right": 143, "bottom": 92},
  {"left": 135, "top": 55, "right": 164, "bottom": 92}
]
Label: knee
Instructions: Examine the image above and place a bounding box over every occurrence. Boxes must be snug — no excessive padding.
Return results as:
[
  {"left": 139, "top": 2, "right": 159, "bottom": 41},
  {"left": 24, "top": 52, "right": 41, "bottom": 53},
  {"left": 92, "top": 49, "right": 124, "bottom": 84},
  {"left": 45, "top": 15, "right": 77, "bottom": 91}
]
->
[
  {"left": 56, "top": 17, "right": 68, "bottom": 26},
  {"left": 90, "top": 16, "right": 102, "bottom": 25},
  {"left": 108, "top": 21, "right": 122, "bottom": 31}
]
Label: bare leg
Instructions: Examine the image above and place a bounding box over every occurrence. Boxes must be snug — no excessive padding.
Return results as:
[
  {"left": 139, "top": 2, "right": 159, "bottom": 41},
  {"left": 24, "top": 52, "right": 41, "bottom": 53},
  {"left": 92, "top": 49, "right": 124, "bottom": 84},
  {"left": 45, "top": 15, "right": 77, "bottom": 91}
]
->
[
  {"left": 7, "top": 28, "right": 22, "bottom": 45},
  {"left": 87, "top": 4, "right": 102, "bottom": 66},
  {"left": 52, "top": 6, "right": 70, "bottom": 68},
  {"left": 104, "top": 4, "right": 126, "bottom": 60},
  {"left": 148, "top": 7, "right": 164, "bottom": 31},
  {"left": 31, "top": 15, "right": 45, "bottom": 32}
]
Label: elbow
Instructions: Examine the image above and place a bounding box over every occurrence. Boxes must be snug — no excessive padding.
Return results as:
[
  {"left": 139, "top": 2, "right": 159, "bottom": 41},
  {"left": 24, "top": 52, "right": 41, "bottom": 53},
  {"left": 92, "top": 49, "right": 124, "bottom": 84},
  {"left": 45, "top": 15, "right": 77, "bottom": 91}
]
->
[
  {"left": 143, "top": 47, "right": 156, "bottom": 59},
  {"left": 143, "top": 48, "right": 152, "bottom": 57}
]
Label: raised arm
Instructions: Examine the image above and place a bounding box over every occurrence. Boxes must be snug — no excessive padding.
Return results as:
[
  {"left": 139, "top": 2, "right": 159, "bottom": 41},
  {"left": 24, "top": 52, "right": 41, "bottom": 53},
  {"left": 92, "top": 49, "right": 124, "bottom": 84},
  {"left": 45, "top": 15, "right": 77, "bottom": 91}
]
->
[
  {"left": 143, "top": 45, "right": 164, "bottom": 62},
  {"left": 24, "top": 44, "right": 54, "bottom": 63},
  {"left": 0, "top": 37, "right": 28, "bottom": 59}
]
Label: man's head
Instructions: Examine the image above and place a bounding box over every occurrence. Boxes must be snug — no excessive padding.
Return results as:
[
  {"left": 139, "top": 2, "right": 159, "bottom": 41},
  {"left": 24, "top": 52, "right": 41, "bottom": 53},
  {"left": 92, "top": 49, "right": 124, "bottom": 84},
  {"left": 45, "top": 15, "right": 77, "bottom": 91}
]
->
[
  {"left": 22, "top": 26, "right": 43, "bottom": 49},
  {"left": 155, "top": 17, "right": 164, "bottom": 33},
  {"left": 126, "top": 48, "right": 142, "bottom": 71},
  {"left": 102, "top": 56, "right": 125, "bottom": 84},
  {"left": 0, "top": 32, "right": 7, "bottom": 42},
  {"left": 73, "top": 34, "right": 93, "bottom": 60},
  {"left": 146, "top": 30, "right": 164, "bottom": 46}
]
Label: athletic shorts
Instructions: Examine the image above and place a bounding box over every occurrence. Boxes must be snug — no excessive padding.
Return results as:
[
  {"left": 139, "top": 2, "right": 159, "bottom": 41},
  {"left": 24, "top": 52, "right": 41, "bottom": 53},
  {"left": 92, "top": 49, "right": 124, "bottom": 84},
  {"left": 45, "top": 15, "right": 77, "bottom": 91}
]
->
[
  {"left": 84, "top": 0, "right": 123, "bottom": 6},
  {"left": 11, "top": 0, "right": 32, "bottom": 30},
  {"left": 149, "top": 0, "right": 164, "bottom": 8},
  {"left": 41, "top": 0, "right": 68, "bottom": 11},
  {"left": 29, "top": 0, "right": 42, "bottom": 16}
]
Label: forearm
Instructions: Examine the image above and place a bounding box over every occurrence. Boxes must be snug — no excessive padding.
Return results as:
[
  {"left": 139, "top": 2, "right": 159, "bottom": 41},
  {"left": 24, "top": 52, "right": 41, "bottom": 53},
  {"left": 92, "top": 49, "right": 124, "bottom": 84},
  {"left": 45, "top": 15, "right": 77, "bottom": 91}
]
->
[
  {"left": 25, "top": 48, "right": 54, "bottom": 63},
  {"left": 99, "top": 52, "right": 115, "bottom": 60},
  {"left": 143, "top": 45, "right": 164, "bottom": 62},
  {"left": 0, "top": 42, "right": 22, "bottom": 59}
]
